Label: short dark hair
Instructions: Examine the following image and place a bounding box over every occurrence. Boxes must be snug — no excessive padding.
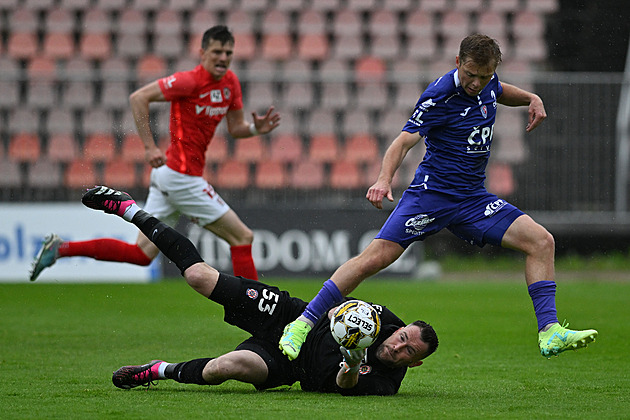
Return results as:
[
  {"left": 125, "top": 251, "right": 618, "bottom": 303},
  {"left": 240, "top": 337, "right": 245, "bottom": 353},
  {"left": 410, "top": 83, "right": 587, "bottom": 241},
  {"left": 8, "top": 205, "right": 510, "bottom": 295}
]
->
[
  {"left": 458, "top": 34, "right": 502, "bottom": 68},
  {"left": 412, "top": 320, "right": 439, "bottom": 358},
  {"left": 201, "top": 25, "right": 234, "bottom": 50}
]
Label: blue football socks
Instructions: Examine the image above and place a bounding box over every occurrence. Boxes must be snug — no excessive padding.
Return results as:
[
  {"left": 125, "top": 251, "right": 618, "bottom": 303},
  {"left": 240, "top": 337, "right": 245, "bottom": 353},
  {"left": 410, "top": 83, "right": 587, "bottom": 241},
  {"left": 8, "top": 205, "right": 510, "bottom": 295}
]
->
[
  {"left": 303, "top": 279, "right": 344, "bottom": 325},
  {"left": 528, "top": 280, "right": 559, "bottom": 331}
]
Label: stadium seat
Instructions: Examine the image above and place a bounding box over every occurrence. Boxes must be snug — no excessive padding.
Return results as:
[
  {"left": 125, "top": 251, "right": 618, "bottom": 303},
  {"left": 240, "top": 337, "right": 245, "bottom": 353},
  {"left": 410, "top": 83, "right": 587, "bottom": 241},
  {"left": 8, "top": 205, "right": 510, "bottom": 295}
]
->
[
  {"left": 103, "top": 160, "right": 138, "bottom": 188},
  {"left": 419, "top": 0, "right": 449, "bottom": 12},
  {"left": 255, "top": 160, "right": 288, "bottom": 189},
  {"left": 355, "top": 83, "right": 389, "bottom": 111},
  {"left": 121, "top": 133, "right": 146, "bottom": 163},
  {"left": 24, "top": 0, "right": 55, "bottom": 9},
  {"left": 475, "top": 10, "right": 509, "bottom": 41},
  {"left": 100, "top": 81, "right": 130, "bottom": 110},
  {"left": 7, "top": 33, "right": 39, "bottom": 60},
  {"left": 233, "top": 136, "right": 267, "bottom": 163},
  {"left": 282, "top": 82, "right": 315, "bottom": 109},
  {"left": 308, "top": 133, "right": 339, "bottom": 164},
  {"left": 26, "top": 81, "right": 56, "bottom": 108},
  {"left": 92, "top": 0, "right": 126, "bottom": 11},
  {"left": 63, "top": 56, "right": 95, "bottom": 80},
  {"left": 513, "top": 36, "right": 547, "bottom": 62},
  {"left": 297, "top": 34, "right": 330, "bottom": 61},
  {"left": 231, "top": 32, "right": 257, "bottom": 61},
  {"left": 152, "top": 9, "right": 183, "bottom": 36},
  {"left": 45, "top": 8, "right": 75, "bottom": 33},
  {"left": 117, "top": 33, "right": 147, "bottom": 60},
  {"left": 329, "top": 160, "right": 362, "bottom": 190},
  {"left": 308, "top": 0, "right": 338, "bottom": 12},
  {"left": 83, "top": 133, "right": 116, "bottom": 162},
  {"left": 488, "top": 0, "right": 521, "bottom": 12},
  {"left": 402, "top": 10, "right": 436, "bottom": 39},
  {"left": 26, "top": 57, "right": 57, "bottom": 81},
  {"left": 305, "top": 109, "right": 338, "bottom": 137},
  {"left": 130, "top": 0, "right": 163, "bottom": 12},
  {"left": 215, "top": 159, "right": 250, "bottom": 189},
  {"left": 46, "top": 109, "right": 77, "bottom": 137},
  {"left": 205, "top": 133, "right": 229, "bottom": 164},
  {"left": 368, "top": 9, "right": 398, "bottom": 37},
  {"left": 81, "top": 108, "right": 115, "bottom": 135},
  {"left": 7, "top": 8, "right": 38, "bottom": 33},
  {"left": 8, "top": 108, "right": 41, "bottom": 135},
  {"left": 290, "top": 160, "right": 325, "bottom": 189},
  {"left": 0, "top": 56, "right": 22, "bottom": 81},
  {"left": 0, "top": 82, "right": 20, "bottom": 109},
  {"left": 354, "top": 56, "right": 386, "bottom": 84},
  {"left": 63, "top": 81, "right": 96, "bottom": 109},
  {"left": 331, "top": 9, "right": 362, "bottom": 37},
  {"left": 79, "top": 33, "right": 113, "bottom": 61},
  {"left": 319, "top": 58, "right": 351, "bottom": 82},
  {"left": 439, "top": 11, "right": 472, "bottom": 39},
  {"left": 58, "top": 0, "right": 91, "bottom": 10},
  {"left": 9, "top": 133, "right": 42, "bottom": 163},
  {"left": 189, "top": 10, "right": 219, "bottom": 37},
  {"left": 100, "top": 57, "right": 130, "bottom": 80},
  {"left": 296, "top": 9, "right": 326, "bottom": 34},
  {"left": 81, "top": 9, "right": 111, "bottom": 35},
  {"left": 512, "top": 11, "right": 546, "bottom": 39},
  {"left": 164, "top": 0, "right": 197, "bottom": 11},
  {"left": 525, "top": 0, "right": 559, "bottom": 13},
  {"left": 453, "top": 0, "right": 484, "bottom": 12},
  {"left": 370, "top": 34, "right": 403, "bottom": 60},
  {"left": 42, "top": 32, "right": 75, "bottom": 60},
  {"left": 117, "top": 9, "right": 147, "bottom": 36},
  {"left": 343, "top": 133, "right": 380, "bottom": 164},
  {"left": 320, "top": 82, "right": 352, "bottom": 110},
  {"left": 64, "top": 159, "right": 97, "bottom": 189},
  {"left": 245, "top": 83, "right": 277, "bottom": 111},
  {"left": 0, "top": 160, "right": 22, "bottom": 188},
  {"left": 153, "top": 33, "right": 183, "bottom": 59},
  {"left": 377, "top": 107, "right": 410, "bottom": 139},
  {"left": 261, "top": 33, "right": 293, "bottom": 60},
  {"left": 225, "top": 10, "right": 256, "bottom": 34},
  {"left": 331, "top": 34, "right": 365, "bottom": 60},
  {"left": 46, "top": 133, "right": 79, "bottom": 163},
  {"left": 275, "top": 0, "right": 304, "bottom": 12},
  {"left": 260, "top": 9, "right": 291, "bottom": 34},
  {"left": 136, "top": 55, "right": 168, "bottom": 83},
  {"left": 381, "top": 0, "right": 413, "bottom": 11},
  {"left": 269, "top": 133, "right": 304, "bottom": 164},
  {"left": 27, "top": 159, "right": 63, "bottom": 188},
  {"left": 346, "top": 0, "right": 378, "bottom": 11},
  {"left": 341, "top": 109, "right": 371, "bottom": 137}
]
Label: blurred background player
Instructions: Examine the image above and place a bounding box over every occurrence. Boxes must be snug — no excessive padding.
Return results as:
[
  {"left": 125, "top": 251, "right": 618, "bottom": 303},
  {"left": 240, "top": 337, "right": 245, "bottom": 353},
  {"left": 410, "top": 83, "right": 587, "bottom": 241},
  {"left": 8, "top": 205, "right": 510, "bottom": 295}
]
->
[
  {"left": 80, "top": 185, "right": 438, "bottom": 396},
  {"left": 279, "top": 34, "right": 598, "bottom": 360},
  {"left": 30, "top": 25, "right": 280, "bottom": 282}
]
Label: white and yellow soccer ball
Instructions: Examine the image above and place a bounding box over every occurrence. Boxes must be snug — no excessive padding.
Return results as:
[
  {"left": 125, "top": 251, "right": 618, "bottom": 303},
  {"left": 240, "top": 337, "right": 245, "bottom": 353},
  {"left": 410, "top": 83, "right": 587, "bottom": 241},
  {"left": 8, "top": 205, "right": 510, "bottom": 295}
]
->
[{"left": 330, "top": 299, "right": 381, "bottom": 350}]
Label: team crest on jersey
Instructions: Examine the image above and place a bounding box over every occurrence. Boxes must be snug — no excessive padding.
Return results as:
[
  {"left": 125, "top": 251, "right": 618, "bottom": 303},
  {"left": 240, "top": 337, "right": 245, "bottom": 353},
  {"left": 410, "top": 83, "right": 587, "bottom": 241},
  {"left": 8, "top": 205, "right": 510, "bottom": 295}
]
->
[
  {"left": 481, "top": 105, "right": 488, "bottom": 119},
  {"left": 359, "top": 365, "right": 372, "bottom": 375},
  {"left": 223, "top": 87, "right": 231, "bottom": 100},
  {"left": 210, "top": 89, "right": 223, "bottom": 103},
  {"left": 246, "top": 288, "right": 258, "bottom": 299}
]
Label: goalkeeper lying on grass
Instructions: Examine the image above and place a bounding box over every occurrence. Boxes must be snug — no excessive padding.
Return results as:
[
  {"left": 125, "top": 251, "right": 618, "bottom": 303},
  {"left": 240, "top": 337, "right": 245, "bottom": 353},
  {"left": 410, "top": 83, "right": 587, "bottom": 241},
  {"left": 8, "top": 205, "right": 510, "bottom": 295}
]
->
[{"left": 79, "top": 186, "right": 439, "bottom": 396}]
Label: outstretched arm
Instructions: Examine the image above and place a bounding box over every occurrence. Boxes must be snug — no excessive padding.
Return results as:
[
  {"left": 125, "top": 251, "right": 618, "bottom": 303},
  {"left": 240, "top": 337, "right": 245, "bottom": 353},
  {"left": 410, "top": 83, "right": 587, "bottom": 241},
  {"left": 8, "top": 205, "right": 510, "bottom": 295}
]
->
[
  {"left": 225, "top": 106, "right": 281, "bottom": 138},
  {"left": 366, "top": 130, "right": 423, "bottom": 209},
  {"left": 498, "top": 82, "right": 547, "bottom": 132}
]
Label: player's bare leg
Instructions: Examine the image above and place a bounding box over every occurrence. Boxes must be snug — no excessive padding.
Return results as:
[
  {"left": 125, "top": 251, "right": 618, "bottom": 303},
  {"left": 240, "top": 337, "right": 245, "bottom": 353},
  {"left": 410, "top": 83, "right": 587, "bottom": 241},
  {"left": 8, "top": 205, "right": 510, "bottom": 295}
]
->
[{"left": 502, "top": 214, "right": 598, "bottom": 357}]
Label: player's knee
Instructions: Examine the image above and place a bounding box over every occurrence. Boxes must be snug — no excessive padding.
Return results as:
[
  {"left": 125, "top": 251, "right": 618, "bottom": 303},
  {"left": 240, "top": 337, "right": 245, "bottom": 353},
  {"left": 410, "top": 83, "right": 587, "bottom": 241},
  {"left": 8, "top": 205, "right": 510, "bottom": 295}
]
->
[{"left": 184, "top": 263, "right": 213, "bottom": 292}]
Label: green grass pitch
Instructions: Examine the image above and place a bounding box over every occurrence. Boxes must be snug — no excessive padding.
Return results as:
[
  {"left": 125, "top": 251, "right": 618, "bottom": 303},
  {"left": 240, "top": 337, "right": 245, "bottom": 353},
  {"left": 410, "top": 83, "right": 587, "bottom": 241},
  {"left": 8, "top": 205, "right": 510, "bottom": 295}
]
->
[{"left": 1, "top": 276, "right": 628, "bottom": 419}]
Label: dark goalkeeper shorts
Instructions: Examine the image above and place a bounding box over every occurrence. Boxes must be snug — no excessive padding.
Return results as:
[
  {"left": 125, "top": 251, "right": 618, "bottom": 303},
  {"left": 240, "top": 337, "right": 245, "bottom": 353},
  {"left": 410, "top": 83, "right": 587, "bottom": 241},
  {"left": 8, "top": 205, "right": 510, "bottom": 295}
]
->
[{"left": 209, "top": 273, "right": 308, "bottom": 390}]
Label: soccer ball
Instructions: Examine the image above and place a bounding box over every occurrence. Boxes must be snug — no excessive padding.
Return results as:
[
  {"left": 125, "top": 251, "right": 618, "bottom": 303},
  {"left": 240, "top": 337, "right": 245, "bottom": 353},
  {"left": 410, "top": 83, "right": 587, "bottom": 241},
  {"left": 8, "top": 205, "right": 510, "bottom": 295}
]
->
[{"left": 330, "top": 300, "right": 381, "bottom": 350}]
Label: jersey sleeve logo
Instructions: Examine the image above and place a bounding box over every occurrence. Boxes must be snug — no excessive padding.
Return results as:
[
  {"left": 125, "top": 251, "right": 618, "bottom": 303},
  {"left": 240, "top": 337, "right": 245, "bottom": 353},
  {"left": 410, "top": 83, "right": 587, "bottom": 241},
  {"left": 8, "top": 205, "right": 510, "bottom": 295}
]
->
[{"left": 163, "top": 75, "right": 176, "bottom": 89}]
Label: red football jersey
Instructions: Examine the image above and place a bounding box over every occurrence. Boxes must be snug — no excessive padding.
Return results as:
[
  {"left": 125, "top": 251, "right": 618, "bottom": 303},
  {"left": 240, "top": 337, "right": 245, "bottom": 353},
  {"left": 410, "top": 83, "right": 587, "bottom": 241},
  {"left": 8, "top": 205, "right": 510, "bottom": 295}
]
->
[{"left": 158, "top": 65, "right": 243, "bottom": 176}]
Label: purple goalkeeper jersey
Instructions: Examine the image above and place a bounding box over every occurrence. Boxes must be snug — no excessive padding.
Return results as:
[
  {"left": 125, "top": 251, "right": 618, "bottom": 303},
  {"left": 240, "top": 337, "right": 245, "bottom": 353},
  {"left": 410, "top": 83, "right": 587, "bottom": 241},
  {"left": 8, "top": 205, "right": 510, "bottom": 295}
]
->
[{"left": 402, "top": 68, "right": 504, "bottom": 196}]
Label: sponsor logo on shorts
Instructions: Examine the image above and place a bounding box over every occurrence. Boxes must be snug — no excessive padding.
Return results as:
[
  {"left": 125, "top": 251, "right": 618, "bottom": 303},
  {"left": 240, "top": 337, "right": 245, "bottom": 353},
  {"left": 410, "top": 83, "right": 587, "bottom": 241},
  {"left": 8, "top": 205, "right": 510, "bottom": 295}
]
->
[
  {"left": 404, "top": 214, "right": 435, "bottom": 236},
  {"left": 484, "top": 199, "right": 507, "bottom": 217},
  {"left": 246, "top": 288, "right": 258, "bottom": 299}
]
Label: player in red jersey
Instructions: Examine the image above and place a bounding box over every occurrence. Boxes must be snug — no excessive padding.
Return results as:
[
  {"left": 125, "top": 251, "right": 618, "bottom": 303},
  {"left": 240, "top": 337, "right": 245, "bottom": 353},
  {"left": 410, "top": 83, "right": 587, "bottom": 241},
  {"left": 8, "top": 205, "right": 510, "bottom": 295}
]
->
[{"left": 30, "top": 26, "right": 280, "bottom": 282}]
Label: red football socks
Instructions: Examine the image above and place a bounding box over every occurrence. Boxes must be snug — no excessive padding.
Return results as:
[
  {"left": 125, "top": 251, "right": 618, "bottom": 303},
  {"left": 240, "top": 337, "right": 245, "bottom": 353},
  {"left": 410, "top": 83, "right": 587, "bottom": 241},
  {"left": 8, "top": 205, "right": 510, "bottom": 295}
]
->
[
  {"left": 58, "top": 238, "right": 152, "bottom": 266},
  {"left": 230, "top": 244, "right": 258, "bottom": 280}
]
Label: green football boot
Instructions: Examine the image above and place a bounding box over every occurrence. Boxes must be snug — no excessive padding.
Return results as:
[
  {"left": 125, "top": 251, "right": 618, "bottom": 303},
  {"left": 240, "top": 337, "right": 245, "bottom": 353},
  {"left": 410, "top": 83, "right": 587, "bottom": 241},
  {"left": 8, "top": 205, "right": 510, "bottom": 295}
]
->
[
  {"left": 538, "top": 322, "right": 598, "bottom": 358},
  {"left": 279, "top": 319, "right": 312, "bottom": 360}
]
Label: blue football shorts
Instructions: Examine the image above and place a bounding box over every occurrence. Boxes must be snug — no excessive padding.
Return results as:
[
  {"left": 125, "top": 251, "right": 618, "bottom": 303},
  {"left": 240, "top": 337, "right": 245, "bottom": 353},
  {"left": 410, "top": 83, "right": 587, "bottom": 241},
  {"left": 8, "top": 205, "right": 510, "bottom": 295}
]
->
[{"left": 375, "top": 187, "right": 524, "bottom": 248}]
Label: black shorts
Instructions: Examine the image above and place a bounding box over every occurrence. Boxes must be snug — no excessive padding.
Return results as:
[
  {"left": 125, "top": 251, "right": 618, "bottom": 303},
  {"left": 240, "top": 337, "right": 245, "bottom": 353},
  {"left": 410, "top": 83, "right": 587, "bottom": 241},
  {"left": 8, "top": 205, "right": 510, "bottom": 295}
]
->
[{"left": 209, "top": 273, "right": 307, "bottom": 390}]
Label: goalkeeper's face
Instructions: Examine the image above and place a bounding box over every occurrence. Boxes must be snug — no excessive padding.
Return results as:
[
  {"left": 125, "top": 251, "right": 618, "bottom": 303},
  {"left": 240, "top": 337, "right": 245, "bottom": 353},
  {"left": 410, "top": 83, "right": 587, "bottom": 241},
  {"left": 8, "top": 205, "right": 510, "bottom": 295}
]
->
[{"left": 375, "top": 325, "right": 428, "bottom": 368}]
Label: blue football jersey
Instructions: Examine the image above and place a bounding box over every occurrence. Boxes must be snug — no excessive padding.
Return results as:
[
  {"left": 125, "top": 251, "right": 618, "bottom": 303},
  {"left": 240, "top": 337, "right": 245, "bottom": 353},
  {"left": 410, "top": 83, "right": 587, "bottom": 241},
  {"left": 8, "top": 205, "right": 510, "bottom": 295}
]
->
[{"left": 402, "top": 68, "right": 503, "bottom": 196}]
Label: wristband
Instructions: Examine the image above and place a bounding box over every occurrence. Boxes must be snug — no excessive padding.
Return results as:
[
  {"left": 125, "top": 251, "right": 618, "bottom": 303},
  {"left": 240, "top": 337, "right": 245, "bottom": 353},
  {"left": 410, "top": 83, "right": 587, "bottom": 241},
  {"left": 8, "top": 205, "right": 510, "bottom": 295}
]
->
[
  {"left": 342, "top": 361, "right": 360, "bottom": 374},
  {"left": 249, "top": 122, "right": 259, "bottom": 136}
]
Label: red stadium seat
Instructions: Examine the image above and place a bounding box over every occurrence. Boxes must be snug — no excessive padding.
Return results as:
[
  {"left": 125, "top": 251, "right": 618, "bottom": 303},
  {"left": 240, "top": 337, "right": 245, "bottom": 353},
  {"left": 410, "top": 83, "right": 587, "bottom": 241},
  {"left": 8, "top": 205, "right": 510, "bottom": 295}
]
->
[
  {"left": 64, "top": 159, "right": 97, "bottom": 189},
  {"left": 7, "top": 33, "right": 38, "bottom": 60},
  {"left": 215, "top": 160, "right": 250, "bottom": 189},
  {"left": 297, "top": 34, "right": 329, "bottom": 61},
  {"left": 79, "top": 33, "right": 113, "bottom": 61},
  {"left": 83, "top": 133, "right": 116, "bottom": 162},
  {"left": 255, "top": 160, "right": 288, "bottom": 189},
  {"left": 47, "top": 133, "right": 79, "bottom": 163},
  {"left": 269, "top": 133, "right": 304, "bottom": 164},
  {"left": 233, "top": 136, "right": 267, "bottom": 163},
  {"left": 103, "top": 160, "right": 138, "bottom": 188},
  {"left": 343, "top": 133, "right": 380, "bottom": 164},
  {"left": 261, "top": 33, "right": 293, "bottom": 60},
  {"left": 136, "top": 55, "right": 167, "bottom": 83},
  {"left": 354, "top": 56, "right": 386, "bottom": 84},
  {"left": 42, "top": 32, "right": 75, "bottom": 60},
  {"left": 329, "top": 160, "right": 362, "bottom": 190},
  {"left": 308, "top": 133, "right": 339, "bottom": 164},
  {"left": 9, "top": 133, "right": 42, "bottom": 163},
  {"left": 290, "top": 160, "right": 325, "bottom": 189}
]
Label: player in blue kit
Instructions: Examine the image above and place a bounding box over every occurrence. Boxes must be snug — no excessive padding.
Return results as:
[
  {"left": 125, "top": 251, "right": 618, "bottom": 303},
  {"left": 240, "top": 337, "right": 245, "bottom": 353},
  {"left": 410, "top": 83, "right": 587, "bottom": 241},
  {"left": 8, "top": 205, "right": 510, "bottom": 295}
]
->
[{"left": 279, "top": 34, "right": 598, "bottom": 361}]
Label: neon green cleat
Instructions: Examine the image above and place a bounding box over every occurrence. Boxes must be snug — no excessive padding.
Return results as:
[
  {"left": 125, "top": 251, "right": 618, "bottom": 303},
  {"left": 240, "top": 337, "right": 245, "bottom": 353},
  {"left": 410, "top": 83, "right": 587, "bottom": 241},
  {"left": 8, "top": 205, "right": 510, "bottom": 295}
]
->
[
  {"left": 538, "top": 322, "right": 598, "bottom": 358},
  {"left": 279, "top": 320, "right": 312, "bottom": 360},
  {"left": 29, "top": 233, "right": 63, "bottom": 281}
]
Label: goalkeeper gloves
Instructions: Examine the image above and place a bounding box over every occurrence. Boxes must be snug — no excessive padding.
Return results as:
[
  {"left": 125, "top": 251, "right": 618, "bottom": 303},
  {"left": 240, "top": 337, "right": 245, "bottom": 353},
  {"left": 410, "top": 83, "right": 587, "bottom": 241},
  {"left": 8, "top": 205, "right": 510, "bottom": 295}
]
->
[{"left": 339, "top": 346, "right": 366, "bottom": 374}]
